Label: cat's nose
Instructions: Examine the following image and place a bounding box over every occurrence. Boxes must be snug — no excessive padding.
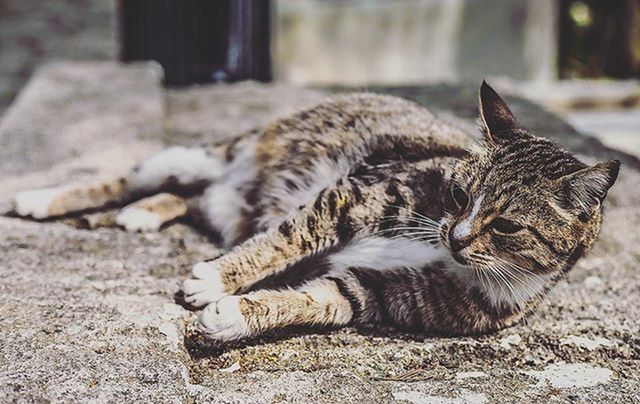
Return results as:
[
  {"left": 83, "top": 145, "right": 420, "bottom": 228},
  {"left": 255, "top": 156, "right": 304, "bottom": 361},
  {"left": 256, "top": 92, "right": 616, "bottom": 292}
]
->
[{"left": 449, "top": 232, "right": 471, "bottom": 252}]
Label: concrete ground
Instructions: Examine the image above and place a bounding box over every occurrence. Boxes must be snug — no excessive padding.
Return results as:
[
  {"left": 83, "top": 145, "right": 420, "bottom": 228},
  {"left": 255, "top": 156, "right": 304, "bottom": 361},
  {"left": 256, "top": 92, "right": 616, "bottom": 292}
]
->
[{"left": 0, "top": 62, "right": 639, "bottom": 403}]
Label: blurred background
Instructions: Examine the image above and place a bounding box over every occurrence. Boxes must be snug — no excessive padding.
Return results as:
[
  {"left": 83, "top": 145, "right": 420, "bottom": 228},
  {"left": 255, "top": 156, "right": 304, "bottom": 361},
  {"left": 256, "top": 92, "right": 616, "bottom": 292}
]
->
[{"left": 0, "top": 0, "right": 638, "bottom": 152}]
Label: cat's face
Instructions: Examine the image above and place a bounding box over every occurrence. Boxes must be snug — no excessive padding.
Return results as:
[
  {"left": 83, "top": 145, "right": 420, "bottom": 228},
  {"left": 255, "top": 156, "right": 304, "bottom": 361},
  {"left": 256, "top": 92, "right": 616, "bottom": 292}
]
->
[{"left": 439, "top": 82, "right": 619, "bottom": 288}]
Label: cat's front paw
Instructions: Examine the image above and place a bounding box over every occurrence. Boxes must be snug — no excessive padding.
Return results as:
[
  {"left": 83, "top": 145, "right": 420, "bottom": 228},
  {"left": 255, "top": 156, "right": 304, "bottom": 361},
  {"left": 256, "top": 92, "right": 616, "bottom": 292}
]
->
[
  {"left": 199, "top": 296, "right": 251, "bottom": 341},
  {"left": 181, "top": 261, "right": 228, "bottom": 307},
  {"left": 13, "top": 187, "right": 66, "bottom": 219}
]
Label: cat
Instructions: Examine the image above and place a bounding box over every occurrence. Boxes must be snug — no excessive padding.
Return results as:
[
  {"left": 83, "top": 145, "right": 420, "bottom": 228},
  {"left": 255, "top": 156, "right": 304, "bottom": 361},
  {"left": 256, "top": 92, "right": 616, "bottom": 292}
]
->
[{"left": 12, "top": 82, "right": 619, "bottom": 341}]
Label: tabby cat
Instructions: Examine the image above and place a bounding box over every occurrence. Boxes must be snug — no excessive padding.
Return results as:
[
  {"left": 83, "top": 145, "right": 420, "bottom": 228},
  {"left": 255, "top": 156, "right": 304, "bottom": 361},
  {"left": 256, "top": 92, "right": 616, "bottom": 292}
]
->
[{"left": 13, "top": 82, "right": 619, "bottom": 341}]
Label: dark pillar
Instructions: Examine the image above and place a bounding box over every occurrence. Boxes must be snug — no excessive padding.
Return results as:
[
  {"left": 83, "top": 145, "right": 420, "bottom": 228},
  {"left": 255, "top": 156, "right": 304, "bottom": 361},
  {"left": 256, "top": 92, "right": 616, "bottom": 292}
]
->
[
  {"left": 558, "top": 0, "right": 639, "bottom": 79},
  {"left": 118, "top": 0, "right": 272, "bottom": 86}
]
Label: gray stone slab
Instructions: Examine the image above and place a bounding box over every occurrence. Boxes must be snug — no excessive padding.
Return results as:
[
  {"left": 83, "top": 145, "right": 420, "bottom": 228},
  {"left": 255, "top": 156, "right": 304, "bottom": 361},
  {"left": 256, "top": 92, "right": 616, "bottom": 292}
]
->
[
  {"left": 564, "top": 110, "right": 640, "bottom": 157},
  {"left": 164, "top": 82, "right": 326, "bottom": 145},
  {"left": 0, "top": 61, "right": 165, "bottom": 177},
  {"left": 1, "top": 67, "right": 638, "bottom": 402}
]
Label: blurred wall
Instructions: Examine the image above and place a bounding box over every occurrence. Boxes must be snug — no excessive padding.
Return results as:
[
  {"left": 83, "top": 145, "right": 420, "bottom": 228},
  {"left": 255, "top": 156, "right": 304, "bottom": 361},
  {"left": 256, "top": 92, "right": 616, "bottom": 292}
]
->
[
  {"left": 0, "top": 0, "right": 116, "bottom": 115},
  {"left": 0, "top": 0, "right": 560, "bottom": 116},
  {"left": 274, "top": 0, "right": 557, "bottom": 85}
]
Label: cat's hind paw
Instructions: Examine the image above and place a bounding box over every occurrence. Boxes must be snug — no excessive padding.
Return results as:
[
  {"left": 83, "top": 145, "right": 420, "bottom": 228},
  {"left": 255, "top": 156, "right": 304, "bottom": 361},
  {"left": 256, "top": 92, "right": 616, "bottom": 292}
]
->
[
  {"left": 13, "top": 187, "right": 66, "bottom": 219},
  {"left": 199, "top": 296, "right": 250, "bottom": 341},
  {"left": 116, "top": 193, "right": 188, "bottom": 232},
  {"left": 116, "top": 207, "right": 162, "bottom": 232},
  {"left": 181, "top": 261, "right": 228, "bottom": 307}
]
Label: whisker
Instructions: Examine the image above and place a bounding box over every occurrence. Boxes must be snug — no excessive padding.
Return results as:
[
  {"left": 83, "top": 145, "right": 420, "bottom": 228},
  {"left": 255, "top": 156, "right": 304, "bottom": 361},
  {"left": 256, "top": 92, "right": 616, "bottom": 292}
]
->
[
  {"left": 491, "top": 264, "right": 524, "bottom": 310},
  {"left": 369, "top": 231, "right": 441, "bottom": 243},
  {"left": 482, "top": 266, "right": 507, "bottom": 307},
  {"left": 493, "top": 256, "right": 557, "bottom": 304},
  {"left": 490, "top": 256, "right": 553, "bottom": 313},
  {"left": 390, "top": 205, "right": 440, "bottom": 223},
  {"left": 493, "top": 263, "right": 533, "bottom": 312},
  {"left": 382, "top": 206, "right": 441, "bottom": 226},
  {"left": 469, "top": 252, "right": 540, "bottom": 312},
  {"left": 377, "top": 216, "right": 439, "bottom": 227},
  {"left": 371, "top": 222, "right": 440, "bottom": 232}
]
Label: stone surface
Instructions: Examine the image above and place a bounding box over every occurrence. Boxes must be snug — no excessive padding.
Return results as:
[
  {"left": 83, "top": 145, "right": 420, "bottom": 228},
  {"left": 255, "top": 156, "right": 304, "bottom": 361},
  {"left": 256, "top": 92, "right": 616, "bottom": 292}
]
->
[
  {"left": 0, "top": 61, "right": 164, "bottom": 177},
  {"left": 164, "top": 82, "right": 326, "bottom": 145},
  {"left": 563, "top": 110, "right": 640, "bottom": 157},
  {"left": 1, "top": 62, "right": 639, "bottom": 402}
]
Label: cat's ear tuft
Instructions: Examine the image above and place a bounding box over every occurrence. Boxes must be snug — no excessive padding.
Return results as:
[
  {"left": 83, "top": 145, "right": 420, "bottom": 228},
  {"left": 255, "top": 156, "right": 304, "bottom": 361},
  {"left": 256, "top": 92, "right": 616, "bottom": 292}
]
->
[
  {"left": 479, "top": 80, "right": 519, "bottom": 143},
  {"left": 560, "top": 160, "right": 620, "bottom": 216}
]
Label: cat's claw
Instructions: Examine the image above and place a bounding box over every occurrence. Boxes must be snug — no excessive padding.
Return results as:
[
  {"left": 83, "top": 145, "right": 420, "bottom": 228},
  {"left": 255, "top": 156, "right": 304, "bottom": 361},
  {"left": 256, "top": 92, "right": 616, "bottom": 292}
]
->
[
  {"left": 181, "top": 261, "right": 228, "bottom": 307},
  {"left": 199, "top": 297, "right": 250, "bottom": 341}
]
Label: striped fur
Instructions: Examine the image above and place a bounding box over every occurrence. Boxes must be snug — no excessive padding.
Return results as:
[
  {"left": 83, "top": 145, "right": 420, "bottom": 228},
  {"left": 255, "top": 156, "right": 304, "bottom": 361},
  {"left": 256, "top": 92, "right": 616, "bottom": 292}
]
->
[{"left": 12, "top": 83, "right": 619, "bottom": 341}]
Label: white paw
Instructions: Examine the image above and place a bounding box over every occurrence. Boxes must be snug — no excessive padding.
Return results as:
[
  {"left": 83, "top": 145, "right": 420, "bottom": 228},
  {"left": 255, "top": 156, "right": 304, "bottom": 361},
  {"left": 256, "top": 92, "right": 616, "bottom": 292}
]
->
[
  {"left": 116, "top": 207, "right": 161, "bottom": 232},
  {"left": 199, "top": 296, "right": 250, "bottom": 341},
  {"left": 181, "top": 261, "right": 228, "bottom": 307},
  {"left": 14, "top": 187, "right": 66, "bottom": 219}
]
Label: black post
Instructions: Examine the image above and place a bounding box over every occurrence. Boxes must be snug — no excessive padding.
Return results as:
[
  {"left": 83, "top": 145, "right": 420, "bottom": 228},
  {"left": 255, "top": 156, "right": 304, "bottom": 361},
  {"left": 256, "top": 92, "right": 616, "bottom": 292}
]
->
[
  {"left": 557, "top": 0, "right": 639, "bottom": 79},
  {"left": 118, "top": 0, "right": 272, "bottom": 86}
]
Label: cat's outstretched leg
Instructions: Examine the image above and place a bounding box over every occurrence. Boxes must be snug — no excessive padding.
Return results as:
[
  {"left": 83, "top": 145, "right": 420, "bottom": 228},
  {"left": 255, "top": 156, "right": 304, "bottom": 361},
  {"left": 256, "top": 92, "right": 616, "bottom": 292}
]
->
[
  {"left": 12, "top": 146, "right": 225, "bottom": 219},
  {"left": 13, "top": 126, "right": 261, "bottom": 220},
  {"left": 197, "top": 267, "right": 396, "bottom": 340},
  {"left": 116, "top": 193, "right": 188, "bottom": 232},
  {"left": 13, "top": 177, "right": 129, "bottom": 219},
  {"left": 197, "top": 277, "right": 355, "bottom": 341},
  {"left": 198, "top": 261, "right": 531, "bottom": 340}
]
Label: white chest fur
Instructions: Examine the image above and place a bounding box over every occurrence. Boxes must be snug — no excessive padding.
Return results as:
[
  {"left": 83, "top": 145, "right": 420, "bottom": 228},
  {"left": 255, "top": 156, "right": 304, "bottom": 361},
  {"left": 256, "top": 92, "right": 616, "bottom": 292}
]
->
[{"left": 328, "top": 236, "right": 449, "bottom": 272}]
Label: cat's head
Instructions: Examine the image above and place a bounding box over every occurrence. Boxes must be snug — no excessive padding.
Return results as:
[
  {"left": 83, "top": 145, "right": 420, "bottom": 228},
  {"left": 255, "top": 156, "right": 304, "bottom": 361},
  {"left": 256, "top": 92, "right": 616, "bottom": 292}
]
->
[{"left": 439, "top": 81, "right": 619, "bottom": 303}]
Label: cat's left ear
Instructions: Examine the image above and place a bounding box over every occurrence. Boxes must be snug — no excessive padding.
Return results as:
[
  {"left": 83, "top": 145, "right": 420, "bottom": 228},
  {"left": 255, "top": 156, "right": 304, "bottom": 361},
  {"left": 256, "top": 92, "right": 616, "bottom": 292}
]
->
[
  {"left": 559, "top": 160, "right": 620, "bottom": 217},
  {"left": 479, "top": 80, "right": 519, "bottom": 143}
]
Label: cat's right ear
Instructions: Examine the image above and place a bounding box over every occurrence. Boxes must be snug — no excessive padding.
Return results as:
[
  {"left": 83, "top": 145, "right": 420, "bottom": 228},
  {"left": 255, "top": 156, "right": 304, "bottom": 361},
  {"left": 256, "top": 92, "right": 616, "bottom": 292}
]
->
[
  {"left": 559, "top": 160, "right": 620, "bottom": 218},
  {"left": 479, "top": 80, "right": 519, "bottom": 143}
]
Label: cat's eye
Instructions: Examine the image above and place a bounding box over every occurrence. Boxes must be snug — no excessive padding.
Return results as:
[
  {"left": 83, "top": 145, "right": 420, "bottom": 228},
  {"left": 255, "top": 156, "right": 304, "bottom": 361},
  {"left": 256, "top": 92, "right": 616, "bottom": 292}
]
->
[
  {"left": 490, "top": 218, "right": 523, "bottom": 234},
  {"left": 451, "top": 184, "right": 469, "bottom": 211}
]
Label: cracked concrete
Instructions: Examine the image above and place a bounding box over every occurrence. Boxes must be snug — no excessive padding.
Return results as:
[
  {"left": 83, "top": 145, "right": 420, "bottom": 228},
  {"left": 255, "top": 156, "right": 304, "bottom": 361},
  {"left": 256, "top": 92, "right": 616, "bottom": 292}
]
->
[{"left": 0, "top": 62, "right": 638, "bottom": 403}]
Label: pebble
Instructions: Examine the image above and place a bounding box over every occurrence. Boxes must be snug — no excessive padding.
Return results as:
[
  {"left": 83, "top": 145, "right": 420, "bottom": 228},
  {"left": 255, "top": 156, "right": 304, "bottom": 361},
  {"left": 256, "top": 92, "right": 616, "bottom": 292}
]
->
[
  {"left": 498, "top": 334, "right": 522, "bottom": 349},
  {"left": 560, "top": 335, "right": 614, "bottom": 351},
  {"left": 455, "top": 371, "right": 488, "bottom": 380},
  {"left": 392, "top": 390, "right": 488, "bottom": 404},
  {"left": 583, "top": 276, "right": 604, "bottom": 290},
  {"left": 219, "top": 362, "right": 241, "bottom": 373},
  {"left": 523, "top": 363, "right": 613, "bottom": 388}
]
